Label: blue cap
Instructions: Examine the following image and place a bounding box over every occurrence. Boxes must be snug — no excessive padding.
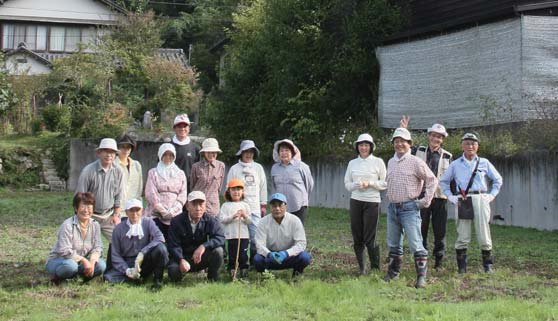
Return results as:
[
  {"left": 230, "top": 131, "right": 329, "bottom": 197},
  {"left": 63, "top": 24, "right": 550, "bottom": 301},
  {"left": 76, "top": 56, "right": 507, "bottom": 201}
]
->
[{"left": 269, "top": 193, "right": 287, "bottom": 204}]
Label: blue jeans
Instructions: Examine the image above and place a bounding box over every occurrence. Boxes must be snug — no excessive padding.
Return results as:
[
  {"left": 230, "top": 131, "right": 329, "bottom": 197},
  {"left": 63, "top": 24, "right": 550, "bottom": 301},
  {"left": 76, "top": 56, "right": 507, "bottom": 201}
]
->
[
  {"left": 46, "top": 257, "right": 106, "bottom": 280},
  {"left": 387, "top": 201, "right": 428, "bottom": 257},
  {"left": 253, "top": 251, "right": 312, "bottom": 273}
]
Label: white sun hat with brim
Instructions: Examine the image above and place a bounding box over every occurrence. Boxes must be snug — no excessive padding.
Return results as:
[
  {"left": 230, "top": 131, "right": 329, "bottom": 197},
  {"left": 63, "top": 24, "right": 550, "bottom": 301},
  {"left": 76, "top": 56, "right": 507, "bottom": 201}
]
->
[
  {"left": 272, "top": 139, "right": 302, "bottom": 162},
  {"left": 235, "top": 140, "right": 260, "bottom": 157},
  {"left": 354, "top": 133, "right": 376, "bottom": 151},
  {"left": 391, "top": 128, "right": 412, "bottom": 144},
  {"left": 427, "top": 123, "right": 448, "bottom": 137},
  {"left": 200, "top": 138, "right": 222, "bottom": 153},
  {"left": 96, "top": 138, "right": 118, "bottom": 152}
]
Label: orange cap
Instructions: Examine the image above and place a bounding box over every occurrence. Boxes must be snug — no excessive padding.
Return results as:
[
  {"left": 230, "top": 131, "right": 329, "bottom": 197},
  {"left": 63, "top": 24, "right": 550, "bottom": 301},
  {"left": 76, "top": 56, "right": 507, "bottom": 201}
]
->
[{"left": 227, "top": 178, "right": 244, "bottom": 189}]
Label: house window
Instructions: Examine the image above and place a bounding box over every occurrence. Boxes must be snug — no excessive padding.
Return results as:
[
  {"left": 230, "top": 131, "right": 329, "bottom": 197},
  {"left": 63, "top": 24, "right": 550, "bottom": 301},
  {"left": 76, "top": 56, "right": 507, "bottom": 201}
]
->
[
  {"left": 2, "top": 23, "right": 100, "bottom": 52},
  {"left": 36, "top": 26, "right": 47, "bottom": 51},
  {"left": 49, "top": 26, "right": 65, "bottom": 51},
  {"left": 2, "top": 24, "right": 14, "bottom": 49},
  {"left": 1, "top": 23, "right": 48, "bottom": 51}
]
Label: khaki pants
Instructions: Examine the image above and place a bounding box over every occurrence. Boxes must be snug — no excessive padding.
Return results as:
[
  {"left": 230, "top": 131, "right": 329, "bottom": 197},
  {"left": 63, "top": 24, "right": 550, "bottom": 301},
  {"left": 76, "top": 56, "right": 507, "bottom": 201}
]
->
[
  {"left": 92, "top": 211, "right": 116, "bottom": 242},
  {"left": 454, "top": 194, "right": 492, "bottom": 251}
]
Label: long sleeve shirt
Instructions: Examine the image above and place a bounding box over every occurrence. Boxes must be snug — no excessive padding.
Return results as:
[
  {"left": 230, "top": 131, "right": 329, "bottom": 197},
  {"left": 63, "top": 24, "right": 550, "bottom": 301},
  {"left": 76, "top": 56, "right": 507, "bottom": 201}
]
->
[
  {"left": 344, "top": 154, "right": 387, "bottom": 203},
  {"left": 114, "top": 157, "right": 143, "bottom": 217},
  {"left": 226, "top": 161, "right": 268, "bottom": 214},
  {"left": 255, "top": 212, "right": 306, "bottom": 257},
  {"left": 75, "top": 160, "right": 123, "bottom": 217},
  {"left": 386, "top": 152, "right": 438, "bottom": 206},
  {"left": 219, "top": 201, "right": 252, "bottom": 240},
  {"left": 271, "top": 159, "right": 314, "bottom": 213},
  {"left": 167, "top": 212, "right": 225, "bottom": 262},
  {"left": 190, "top": 159, "right": 225, "bottom": 216},
  {"left": 110, "top": 217, "right": 165, "bottom": 274},
  {"left": 440, "top": 154, "right": 503, "bottom": 197},
  {"left": 144, "top": 168, "right": 188, "bottom": 225},
  {"left": 47, "top": 215, "right": 103, "bottom": 262}
]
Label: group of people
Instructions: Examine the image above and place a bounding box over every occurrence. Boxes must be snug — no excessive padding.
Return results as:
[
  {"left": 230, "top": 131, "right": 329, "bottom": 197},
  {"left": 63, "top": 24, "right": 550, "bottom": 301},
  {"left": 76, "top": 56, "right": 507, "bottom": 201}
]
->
[
  {"left": 45, "top": 114, "right": 314, "bottom": 289},
  {"left": 344, "top": 116, "right": 502, "bottom": 288},
  {"left": 45, "top": 112, "right": 503, "bottom": 289}
]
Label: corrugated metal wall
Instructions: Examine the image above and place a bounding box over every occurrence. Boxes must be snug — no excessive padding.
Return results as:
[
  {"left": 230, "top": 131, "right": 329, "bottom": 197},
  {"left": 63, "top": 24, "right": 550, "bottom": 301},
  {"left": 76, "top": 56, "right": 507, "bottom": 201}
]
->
[{"left": 377, "top": 18, "right": 524, "bottom": 129}]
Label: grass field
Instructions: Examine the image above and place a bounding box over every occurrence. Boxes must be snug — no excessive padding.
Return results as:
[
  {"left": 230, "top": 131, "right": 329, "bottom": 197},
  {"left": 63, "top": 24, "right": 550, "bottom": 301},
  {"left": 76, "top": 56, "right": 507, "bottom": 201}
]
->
[{"left": 1, "top": 191, "right": 557, "bottom": 320}]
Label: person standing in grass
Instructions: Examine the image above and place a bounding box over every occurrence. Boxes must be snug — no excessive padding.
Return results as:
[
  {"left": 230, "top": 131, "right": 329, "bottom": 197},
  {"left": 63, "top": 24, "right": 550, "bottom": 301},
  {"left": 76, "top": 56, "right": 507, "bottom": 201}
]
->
[
  {"left": 75, "top": 138, "right": 123, "bottom": 267},
  {"left": 400, "top": 116, "right": 453, "bottom": 270},
  {"left": 344, "top": 133, "right": 387, "bottom": 275},
  {"left": 384, "top": 128, "right": 438, "bottom": 288},
  {"left": 171, "top": 114, "right": 200, "bottom": 193},
  {"left": 46, "top": 192, "right": 106, "bottom": 284},
  {"left": 271, "top": 139, "right": 314, "bottom": 225},
  {"left": 144, "top": 143, "right": 188, "bottom": 241},
  {"left": 104, "top": 199, "right": 168, "bottom": 290},
  {"left": 219, "top": 178, "right": 252, "bottom": 278},
  {"left": 190, "top": 138, "right": 225, "bottom": 217},
  {"left": 226, "top": 140, "right": 267, "bottom": 266},
  {"left": 114, "top": 134, "right": 143, "bottom": 220},
  {"left": 439, "top": 133, "right": 503, "bottom": 274},
  {"left": 167, "top": 191, "right": 225, "bottom": 282},
  {"left": 254, "top": 193, "right": 311, "bottom": 278}
]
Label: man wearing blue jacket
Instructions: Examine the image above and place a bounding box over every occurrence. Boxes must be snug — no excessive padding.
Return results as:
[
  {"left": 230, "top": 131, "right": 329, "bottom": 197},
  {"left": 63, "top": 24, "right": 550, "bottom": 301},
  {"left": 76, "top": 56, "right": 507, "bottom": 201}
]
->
[{"left": 167, "top": 191, "right": 225, "bottom": 282}]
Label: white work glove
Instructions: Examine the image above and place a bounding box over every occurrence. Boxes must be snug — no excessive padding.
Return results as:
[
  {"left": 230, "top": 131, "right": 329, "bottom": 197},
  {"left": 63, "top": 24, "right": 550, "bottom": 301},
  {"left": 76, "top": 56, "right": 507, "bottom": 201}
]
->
[
  {"left": 483, "top": 194, "right": 495, "bottom": 203},
  {"left": 155, "top": 203, "right": 171, "bottom": 219},
  {"left": 415, "top": 199, "right": 429, "bottom": 209},
  {"left": 447, "top": 195, "right": 459, "bottom": 205},
  {"left": 126, "top": 267, "right": 141, "bottom": 280},
  {"left": 134, "top": 252, "right": 144, "bottom": 273},
  {"left": 351, "top": 181, "right": 362, "bottom": 191}
]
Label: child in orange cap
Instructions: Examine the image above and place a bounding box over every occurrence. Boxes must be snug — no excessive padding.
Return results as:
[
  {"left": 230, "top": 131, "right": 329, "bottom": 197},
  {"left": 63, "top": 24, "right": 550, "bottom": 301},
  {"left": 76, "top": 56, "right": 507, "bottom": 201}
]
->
[{"left": 219, "top": 178, "right": 252, "bottom": 278}]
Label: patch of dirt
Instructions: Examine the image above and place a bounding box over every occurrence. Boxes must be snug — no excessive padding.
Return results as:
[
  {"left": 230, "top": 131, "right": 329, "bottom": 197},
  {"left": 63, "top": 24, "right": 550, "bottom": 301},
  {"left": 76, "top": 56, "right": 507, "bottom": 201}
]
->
[
  {"left": 176, "top": 299, "right": 201, "bottom": 309},
  {"left": 28, "top": 287, "right": 82, "bottom": 299}
]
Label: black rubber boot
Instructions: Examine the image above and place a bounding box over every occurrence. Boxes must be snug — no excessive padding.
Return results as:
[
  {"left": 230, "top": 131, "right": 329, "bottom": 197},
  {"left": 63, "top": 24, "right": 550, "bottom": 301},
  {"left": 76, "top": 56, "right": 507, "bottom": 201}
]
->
[
  {"left": 482, "top": 250, "right": 494, "bottom": 273},
  {"left": 368, "top": 245, "right": 381, "bottom": 270},
  {"left": 384, "top": 255, "right": 403, "bottom": 282},
  {"left": 355, "top": 247, "right": 366, "bottom": 275},
  {"left": 456, "top": 249, "right": 467, "bottom": 274},
  {"left": 434, "top": 255, "right": 444, "bottom": 271},
  {"left": 414, "top": 255, "right": 428, "bottom": 288}
]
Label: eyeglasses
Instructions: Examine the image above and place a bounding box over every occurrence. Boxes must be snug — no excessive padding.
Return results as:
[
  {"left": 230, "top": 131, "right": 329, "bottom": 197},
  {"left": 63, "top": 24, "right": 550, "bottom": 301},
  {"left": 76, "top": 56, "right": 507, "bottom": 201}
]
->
[
  {"left": 78, "top": 204, "right": 94, "bottom": 210},
  {"left": 462, "top": 141, "right": 478, "bottom": 146}
]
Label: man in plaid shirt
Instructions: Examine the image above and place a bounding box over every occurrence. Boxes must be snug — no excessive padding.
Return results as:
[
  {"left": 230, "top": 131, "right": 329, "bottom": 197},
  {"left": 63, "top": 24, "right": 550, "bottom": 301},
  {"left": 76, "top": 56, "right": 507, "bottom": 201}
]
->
[{"left": 384, "top": 128, "right": 438, "bottom": 288}]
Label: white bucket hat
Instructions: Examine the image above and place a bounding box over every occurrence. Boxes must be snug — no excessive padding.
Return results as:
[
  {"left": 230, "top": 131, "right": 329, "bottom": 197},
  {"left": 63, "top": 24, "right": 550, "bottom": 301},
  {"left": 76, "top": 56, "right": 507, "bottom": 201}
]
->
[
  {"left": 354, "top": 133, "right": 376, "bottom": 151},
  {"left": 96, "top": 138, "right": 118, "bottom": 152},
  {"left": 236, "top": 140, "right": 260, "bottom": 157},
  {"left": 173, "top": 114, "right": 190, "bottom": 127},
  {"left": 391, "top": 128, "right": 412, "bottom": 143},
  {"left": 125, "top": 198, "right": 143, "bottom": 210},
  {"left": 428, "top": 123, "right": 448, "bottom": 137},
  {"left": 272, "top": 139, "right": 302, "bottom": 162},
  {"left": 200, "top": 138, "right": 222, "bottom": 153}
]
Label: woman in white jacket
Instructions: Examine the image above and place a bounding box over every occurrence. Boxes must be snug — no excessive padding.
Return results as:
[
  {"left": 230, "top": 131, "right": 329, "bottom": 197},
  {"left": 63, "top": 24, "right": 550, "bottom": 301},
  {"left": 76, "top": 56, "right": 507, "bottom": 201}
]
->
[
  {"left": 226, "top": 140, "right": 267, "bottom": 266},
  {"left": 344, "top": 133, "right": 387, "bottom": 275}
]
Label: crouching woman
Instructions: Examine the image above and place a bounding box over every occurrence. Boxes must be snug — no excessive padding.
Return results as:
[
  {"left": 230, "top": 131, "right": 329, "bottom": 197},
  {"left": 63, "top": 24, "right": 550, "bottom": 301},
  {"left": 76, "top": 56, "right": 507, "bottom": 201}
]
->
[
  {"left": 104, "top": 199, "right": 169, "bottom": 290},
  {"left": 46, "top": 192, "right": 106, "bottom": 284}
]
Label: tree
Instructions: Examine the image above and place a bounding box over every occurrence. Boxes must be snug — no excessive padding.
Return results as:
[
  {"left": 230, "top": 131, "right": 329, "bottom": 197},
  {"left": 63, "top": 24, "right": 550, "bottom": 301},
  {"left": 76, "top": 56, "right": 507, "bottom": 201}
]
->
[{"left": 207, "top": 0, "right": 403, "bottom": 160}]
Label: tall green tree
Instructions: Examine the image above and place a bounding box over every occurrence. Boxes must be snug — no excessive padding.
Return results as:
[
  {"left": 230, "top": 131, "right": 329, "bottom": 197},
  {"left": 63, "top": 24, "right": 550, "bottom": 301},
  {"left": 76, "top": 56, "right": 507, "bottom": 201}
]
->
[{"left": 207, "top": 0, "right": 403, "bottom": 160}]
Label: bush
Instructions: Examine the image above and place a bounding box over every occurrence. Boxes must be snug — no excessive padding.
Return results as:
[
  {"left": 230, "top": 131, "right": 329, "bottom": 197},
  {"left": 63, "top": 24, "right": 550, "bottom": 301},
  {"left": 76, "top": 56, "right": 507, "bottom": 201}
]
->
[{"left": 41, "top": 104, "right": 71, "bottom": 134}]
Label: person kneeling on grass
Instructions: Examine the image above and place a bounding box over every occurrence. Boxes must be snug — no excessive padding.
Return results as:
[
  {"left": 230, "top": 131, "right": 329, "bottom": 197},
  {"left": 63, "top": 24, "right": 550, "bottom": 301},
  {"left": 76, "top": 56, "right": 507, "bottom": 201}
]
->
[
  {"left": 167, "top": 191, "right": 225, "bottom": 282},
  {"left": 254, "top": 193, "right": 311, "bottom": 278},
  {"left": 104, "top": 199, "right": 168, "bottom": 290},
  {"left": 46, "top": 192, "right": 106, "bottom": 284}
]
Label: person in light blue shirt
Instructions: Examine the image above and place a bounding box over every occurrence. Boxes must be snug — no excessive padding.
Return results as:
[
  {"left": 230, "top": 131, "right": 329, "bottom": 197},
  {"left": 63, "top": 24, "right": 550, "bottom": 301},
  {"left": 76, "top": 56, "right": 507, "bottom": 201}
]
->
[{"left": 439, "top": 133, "right": 503, "bottom": 274}]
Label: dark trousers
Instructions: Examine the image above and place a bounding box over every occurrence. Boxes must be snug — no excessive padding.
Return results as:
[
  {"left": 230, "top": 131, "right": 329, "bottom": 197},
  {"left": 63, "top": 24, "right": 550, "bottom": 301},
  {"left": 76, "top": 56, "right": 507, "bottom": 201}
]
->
[
  {"left": 153, "top": 218, "right": 170, "bottom": 243},
  {"left": 420, "top": 198, "right": 447, "bottom": 257},
  {"left": 227, "top": 238, "right": 249, "bottom": 271},
  {"left": 253, "top": 251, "right": 312, "bottom": 273},
  {"left": 349, "top": 199, "right": 379, "bottom": 252},
  {"left": 104, "top": 243, "right": 169, "bottom": 283},
  {"left": 292, "top": 206, "right": 308, "bottom": 225},
  {"left": 168, "top": 247, "right": 224, "bottom": 282}
]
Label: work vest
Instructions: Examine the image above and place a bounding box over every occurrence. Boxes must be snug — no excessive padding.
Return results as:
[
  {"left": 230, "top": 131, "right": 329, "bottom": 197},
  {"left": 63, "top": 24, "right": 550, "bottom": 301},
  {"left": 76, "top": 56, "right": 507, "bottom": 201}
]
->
[{"left": 416, "top": 146, "right": 452, "bottom": 199}]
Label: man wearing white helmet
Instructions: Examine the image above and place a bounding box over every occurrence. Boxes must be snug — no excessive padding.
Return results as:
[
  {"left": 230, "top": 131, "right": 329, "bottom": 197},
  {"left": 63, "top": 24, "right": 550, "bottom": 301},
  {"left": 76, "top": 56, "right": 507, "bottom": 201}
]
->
[
  {"left": 384, "top": 127, "right": 437, "bottom": 288},
  {"left": 400, "top": 116, "right": 453, "bottom": 270}
]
